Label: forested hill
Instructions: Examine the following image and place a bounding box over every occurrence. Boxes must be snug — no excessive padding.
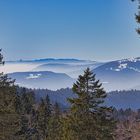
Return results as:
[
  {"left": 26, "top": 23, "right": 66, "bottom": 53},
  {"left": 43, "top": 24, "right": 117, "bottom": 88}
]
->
[
  {"left": 106, "top": 90, "right": 140, "bottom": 109},
  {"left": 25, "top": 88, "right": 140, "bottom": 109}
]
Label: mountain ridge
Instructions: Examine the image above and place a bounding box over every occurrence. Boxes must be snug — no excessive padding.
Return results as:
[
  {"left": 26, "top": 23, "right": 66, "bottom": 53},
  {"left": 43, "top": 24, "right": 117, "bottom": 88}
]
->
[
  {"left": 3, "top": 57, "right": 140, "bottom": 91},
  {"left": 8, "top": 71, "right": 75, "bottom": 90}
]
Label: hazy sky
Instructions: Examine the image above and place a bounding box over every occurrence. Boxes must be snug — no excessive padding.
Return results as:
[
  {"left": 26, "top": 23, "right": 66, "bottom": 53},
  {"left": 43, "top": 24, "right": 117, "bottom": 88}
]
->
[{"left": 0, "top": 0, "right": 139, "bottom": 61}]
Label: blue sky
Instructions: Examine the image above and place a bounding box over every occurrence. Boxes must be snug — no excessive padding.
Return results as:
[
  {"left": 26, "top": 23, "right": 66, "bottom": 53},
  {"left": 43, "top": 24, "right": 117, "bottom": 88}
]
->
[{"left": 0, "top": 0, "right": 139, "bottom": 61}]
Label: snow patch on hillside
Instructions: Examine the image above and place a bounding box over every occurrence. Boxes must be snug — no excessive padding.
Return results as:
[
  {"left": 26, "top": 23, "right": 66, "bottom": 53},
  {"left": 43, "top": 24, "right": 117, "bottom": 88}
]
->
[
  {"left": 129, "top": 67, "right": 140, "bottom": 73},
  {"left": 118, "top": 63, "right": 127, "bottom": 69},
  {"left": 119, "top": 57, "right": 140, "bottom": 63},
  {"left": 26, "top": 74, "right": 42, "bottom": 79},
  {"left": 108, "top": 58, "right": 140, "bottom": 72},
  {"left": 114, "top": 69, "right": 120, "bottom": 72}
]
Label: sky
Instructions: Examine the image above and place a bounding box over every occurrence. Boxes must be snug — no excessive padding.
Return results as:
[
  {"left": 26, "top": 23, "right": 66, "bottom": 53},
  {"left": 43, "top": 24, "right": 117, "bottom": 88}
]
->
[{"left": 0, "top": 0, "right": 139, "bottom": 61}]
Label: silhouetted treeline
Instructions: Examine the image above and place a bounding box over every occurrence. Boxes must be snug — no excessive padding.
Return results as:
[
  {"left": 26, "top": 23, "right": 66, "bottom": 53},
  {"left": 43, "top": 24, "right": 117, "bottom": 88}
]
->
[
  {"left": 26, "top": 88, "right": 140, "bottom": 110},
  {"left": 109, "top": 89, "right": 140, "bottom": 95},
  {"left": 106, "top": 90, "right": 140, "bottom": 109}
]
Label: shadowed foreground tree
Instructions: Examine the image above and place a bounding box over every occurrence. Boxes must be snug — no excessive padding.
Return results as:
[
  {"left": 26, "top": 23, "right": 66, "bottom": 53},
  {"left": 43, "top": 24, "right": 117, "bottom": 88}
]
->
[
  {"left": 47, "top": 102, "right": 62, "bottom": 140},
  {"left": 16, "top": 88, "right": 38, "bottom": 140},
  {"left": 62, "top": 68, "right": 116, "bottom": 140},
  {"left": 35, "top": 95, "right": 52, "bottom": 140},
  {"left": 0, "top": 50, "right": 20, "bottom": 140}
]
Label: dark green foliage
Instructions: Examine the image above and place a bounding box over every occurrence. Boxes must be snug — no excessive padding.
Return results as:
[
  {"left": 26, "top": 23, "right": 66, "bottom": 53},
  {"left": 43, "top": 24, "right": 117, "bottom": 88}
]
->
[
  {"left": 132, "top": 0, "right": 140, "bottom": 34},
  {"left": 16, "top": 88, "right": 37, "bottom": 140},
  {"left": 62, "top": 68, "right": 116, "bottom": 140},
  {"left": 0, "top": 49, "right": 4, "bottom": 65},
  {"left": 0, "top": 50, "right": 20, "bottom": 140},
  {"left": 36, "top": 95, "right": 52, "bottom": 140},
  {"left": 45, "top": 95, "right": 52, "bottom": 119},
  {"left": 0, "top": 74, "right": 17, "bottom": 113},
  {"left": 47, "top": 102, "right": 62, "bottom": 140},
  {"left": 20, "top": 88, "right": 35, "bottom": 114}
]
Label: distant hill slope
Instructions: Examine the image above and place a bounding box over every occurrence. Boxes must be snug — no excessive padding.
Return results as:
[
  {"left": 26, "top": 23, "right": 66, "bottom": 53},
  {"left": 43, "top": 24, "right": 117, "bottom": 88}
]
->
[
  {"left": 4, "top": 57, "right": 140, "bottom": 91},
  {"left": 31, "top": 58, "right": 95, "bottom": 64},
  {"left": 34, "top": 88, "right": 74, "bottom": 108},
  {"left": 6, "top": 58, "right": 96, "bottom": 64},
  {"left": 32, "top": 88, "right": 140, "bottom": 109},
  {"left": 8, "top": 71, "right": 75, "bottom": 90},
  {"left": 106, "top": 90, "right": 140, "bottom": 109},
  {"left": 4, "top": 58, "right": 102, "bottom": 90},
  {"left": 3, "top": 58, "right": 102, "bottom": 78},
  {"left": 93, "top": 57, "right": 140, "bottom": 91},
  {"left": 33, "top": 62, "right": 102, "bottom": 78}
]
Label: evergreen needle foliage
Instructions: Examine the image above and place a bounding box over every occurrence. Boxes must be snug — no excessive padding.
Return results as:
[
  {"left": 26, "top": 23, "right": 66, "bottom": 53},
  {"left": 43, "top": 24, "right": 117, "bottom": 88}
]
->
[
  {"left": 0, "top": 50, "right": 20, "bottom": 140},
  {"left": 132, "top": 0, "right": 140, "bottom": 34},
  {"left": 62, "top": 68, "right": 116, "bottom": 140}
]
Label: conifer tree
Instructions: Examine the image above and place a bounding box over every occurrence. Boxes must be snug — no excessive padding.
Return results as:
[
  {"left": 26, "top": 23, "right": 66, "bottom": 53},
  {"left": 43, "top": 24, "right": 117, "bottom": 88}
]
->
[
  {"left": 45, "top": 95, "right": 52, "bottom": 121},
  {"left": 17, "top": 88, "right": 37, "bottom": 140},
  {"left": 47, "top": 102, "right": 62, "bottom": 140},
  {"left": 132, "top": 0, "right": 140, "bottom": 34},
  {"left": 20, "top": 88, "right": 35, "bottom": 114},
  {"left": 0, "top": 50, "right": 20, "bottom": 140},
  {"left": 62, "top": 68, "right": 115, "bottom": 140},
  {"left": 36, "top": 95, "right": 52, "bottom": 140}
]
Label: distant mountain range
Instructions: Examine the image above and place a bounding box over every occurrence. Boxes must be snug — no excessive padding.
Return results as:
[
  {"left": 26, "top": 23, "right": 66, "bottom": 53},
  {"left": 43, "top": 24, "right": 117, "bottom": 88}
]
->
[
  {"left": 32, "top": 88, "right": 140, "bottom": 109},
  {"left": 2, "top": 57, "right": 140, "bottom": 91},
  {"left": 94, "top": 57, "right": 140, "bottom": 91},
  {"left": 3, "top": 58, "right": 102, "bottom": 77},
  {"left": 7, "top": 58, "right": 96, "bottom": 64},
  {"left": 8, "top": 71, "right": 74, "bottom": 90}
]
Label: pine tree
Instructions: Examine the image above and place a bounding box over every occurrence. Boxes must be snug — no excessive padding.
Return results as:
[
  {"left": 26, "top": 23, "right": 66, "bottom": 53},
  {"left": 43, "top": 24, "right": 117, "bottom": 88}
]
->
[
  {"left": 36, "top": 95, "right": 52, "bottom": 140},
  {"left": 45, "top": 95, "right": 52, "bottom": 121},
  {"left": 20, "top": 88, "right": 35, "bottom": 114},
  {"left": 0, "top": 49, "right": 4, "bottom": 65},
  {"left": 62, "top": 68, "right": 116, "bottom": 140},
  {"left": 0, "top": 50, "right": 20, "bottom": 140},
  {"left": 47, "top": 102, "right": 62, "bottom": 140},
  {"left": 17, "top": 88, "right": 37, "bottom": 140},
  {"left": 132, "top": 0, "right": 140, "bottom": 34}
]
